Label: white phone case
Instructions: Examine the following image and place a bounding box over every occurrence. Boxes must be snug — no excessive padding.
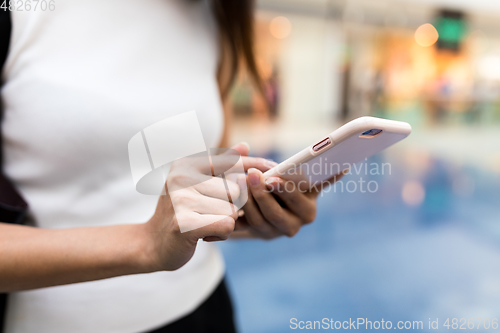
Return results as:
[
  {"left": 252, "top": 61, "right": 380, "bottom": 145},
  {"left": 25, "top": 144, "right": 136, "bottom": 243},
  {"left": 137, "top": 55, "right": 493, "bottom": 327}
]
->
[{"left": 263, "top": 116, "right": 411, "bottom": 185}]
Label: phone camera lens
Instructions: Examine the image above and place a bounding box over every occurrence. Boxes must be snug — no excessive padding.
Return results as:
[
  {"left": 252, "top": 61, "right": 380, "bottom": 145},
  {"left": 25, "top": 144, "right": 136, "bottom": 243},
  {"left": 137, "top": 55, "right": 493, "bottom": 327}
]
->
[{"left": 360, "top": 129, "right": 383, "bottom": 138}]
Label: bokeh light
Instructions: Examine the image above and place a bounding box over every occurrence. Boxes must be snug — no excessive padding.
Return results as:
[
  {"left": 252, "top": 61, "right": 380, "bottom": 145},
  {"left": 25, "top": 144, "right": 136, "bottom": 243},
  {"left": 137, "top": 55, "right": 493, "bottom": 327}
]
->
[
  {"left": 452, "top": 175, "right": 475, "bottom": 196},
  {"left": 402, "top": 181, "right": 426, "bottom": 206},
  {"left": 477, "top": 54, "right": 500, "bottom": 80},
  {"left": 415, "top": 23, "right": 439, "bottom": 47},
  {"left": 269, "top": 16, "right": 292, "bottom": 39}
]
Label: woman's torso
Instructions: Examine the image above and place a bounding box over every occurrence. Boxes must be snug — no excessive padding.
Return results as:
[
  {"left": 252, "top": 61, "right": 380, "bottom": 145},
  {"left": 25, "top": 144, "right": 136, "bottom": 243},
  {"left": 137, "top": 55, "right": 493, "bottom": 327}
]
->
[{"left": 1, "top": 1, "right": 225, "bottom": 332}]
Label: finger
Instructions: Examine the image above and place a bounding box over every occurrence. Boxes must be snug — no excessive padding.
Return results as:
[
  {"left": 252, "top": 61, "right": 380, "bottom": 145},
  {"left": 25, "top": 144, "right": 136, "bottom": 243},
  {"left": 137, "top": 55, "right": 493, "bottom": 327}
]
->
[
  {"left": 216, "top": 142, "right": 250, "bottom": 158},
  {"left": 228, "top": 142, "right": 250, "bottom": 157},
  {"left": 325, "top": 169, "right": 348, "bottom": 185},
  {"left": 209, "top": 153, "right": 243, "bottom": 175},
  {"left": 265, "top": 177, "right": 316, "bottom": 224},
  {"left": 247, "top": 168, "right": 302, "bottom": 237},
  {"left": 208, "top": 142, "right": 251, "bottom": 179},
  {"left": 188, "top": 215, "right": 236, "bottom": 241},
  {"left": 170, "top": 189, "right": 238, "bottom": 216},
  {"left": 203, "top": 236, "right": 227, "bottom": 242},
  {"left": 234, "top": 216, "right": 249, "bottom": 231},
  {"left": 233, "top": 208, "right": 251, "bottom": 231},
  {"left": 175, "top": 152, "right": 241, "bottom": 177},
  {"left": 241, "top": 156, "right": 277, "bottom": 172},
  {"left": 193, "top": 195, "right": 239, "bottom": 216},
  {"left": 238, "top": 175, "right": 281, "bottom": 238},
  {"left": 310, "top": 170, "right": 348, "bottom": 197},
  {"left": 194, "top": 177, "right": 240, "bottom": 201},
  {"left": 210, "top": 154, "right": 276, "bottom": 174},
  {"left": 166, "top": 168, "right": 213, "bottom": 192}
]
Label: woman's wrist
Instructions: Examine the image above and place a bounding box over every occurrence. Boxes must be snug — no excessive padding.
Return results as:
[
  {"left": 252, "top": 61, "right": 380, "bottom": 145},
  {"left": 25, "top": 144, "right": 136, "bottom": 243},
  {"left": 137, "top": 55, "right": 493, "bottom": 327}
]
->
[{"left": 126, "top": 222, "right": 161, "bottom": 274}]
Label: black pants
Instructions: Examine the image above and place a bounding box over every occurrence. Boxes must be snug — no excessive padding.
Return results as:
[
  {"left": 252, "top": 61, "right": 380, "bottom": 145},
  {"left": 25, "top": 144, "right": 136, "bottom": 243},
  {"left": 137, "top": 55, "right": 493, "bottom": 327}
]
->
[
  {"left": 1, "top": 280, "right": 235, "bottom": 333},
  {"left": 147, "top": 279, "right": 237, "bottom": 333}
]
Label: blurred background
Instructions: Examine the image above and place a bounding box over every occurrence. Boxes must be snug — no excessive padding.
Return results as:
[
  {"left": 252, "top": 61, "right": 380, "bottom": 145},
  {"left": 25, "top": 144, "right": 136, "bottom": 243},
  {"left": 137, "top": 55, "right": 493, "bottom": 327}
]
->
[{"left": 218, "top": 0, "right": 500, "bottom": 332}]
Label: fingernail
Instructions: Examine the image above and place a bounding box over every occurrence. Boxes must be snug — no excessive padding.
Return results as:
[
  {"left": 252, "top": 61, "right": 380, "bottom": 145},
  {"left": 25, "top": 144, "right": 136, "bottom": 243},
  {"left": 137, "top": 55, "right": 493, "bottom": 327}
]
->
[
  {"left": 240, "top": 142, "right": 250, "bottom": 150},
  {"left": 265, "top": 177, "right": 280, "bottom": 186},
  {"left": 248, "top": 169, "right": 261, "bottom": 187}
]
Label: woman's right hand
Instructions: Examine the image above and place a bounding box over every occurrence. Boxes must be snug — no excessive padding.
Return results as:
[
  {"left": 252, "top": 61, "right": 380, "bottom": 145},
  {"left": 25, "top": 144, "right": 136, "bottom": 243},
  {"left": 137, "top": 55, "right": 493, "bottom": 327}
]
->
[{"left": 142, "top": 143, "right": 275, "bottom": 272}]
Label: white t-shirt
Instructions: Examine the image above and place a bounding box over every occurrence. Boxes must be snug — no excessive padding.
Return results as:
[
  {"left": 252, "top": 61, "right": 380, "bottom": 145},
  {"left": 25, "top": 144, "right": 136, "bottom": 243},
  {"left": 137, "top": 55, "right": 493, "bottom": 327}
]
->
[{"left": 1, "top": 1, "right": 226, "bottom": 332}]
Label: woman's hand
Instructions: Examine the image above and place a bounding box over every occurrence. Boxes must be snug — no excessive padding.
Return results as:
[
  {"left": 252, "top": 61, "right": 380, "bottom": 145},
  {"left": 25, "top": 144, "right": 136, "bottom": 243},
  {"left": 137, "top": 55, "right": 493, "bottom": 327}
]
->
[
  {"left": 234, "top": 168, "right": 345, "bottom": 240},
  {"left": 143, "top": 144, "right": 274, "bottom": 271}
]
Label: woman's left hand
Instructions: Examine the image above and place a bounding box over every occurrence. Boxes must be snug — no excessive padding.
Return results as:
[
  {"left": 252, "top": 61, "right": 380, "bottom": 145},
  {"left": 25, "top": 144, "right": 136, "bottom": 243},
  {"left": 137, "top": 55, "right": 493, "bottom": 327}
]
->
[{"left": 233, "top": 168, "right": 344, "bottom": 239}]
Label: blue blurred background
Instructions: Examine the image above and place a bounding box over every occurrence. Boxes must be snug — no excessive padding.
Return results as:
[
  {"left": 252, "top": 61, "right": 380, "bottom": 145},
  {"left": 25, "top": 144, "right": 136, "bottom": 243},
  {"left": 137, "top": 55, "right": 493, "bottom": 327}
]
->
[{"left": 220, "top": 0, "right": 500, "bottom": 331}]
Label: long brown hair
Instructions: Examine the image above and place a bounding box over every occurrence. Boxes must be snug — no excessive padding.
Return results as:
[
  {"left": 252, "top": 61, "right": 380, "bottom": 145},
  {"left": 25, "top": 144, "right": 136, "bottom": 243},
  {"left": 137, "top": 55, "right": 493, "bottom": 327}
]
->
[{"left": 211, "top": 0, "right": 265, "bottom": 99}]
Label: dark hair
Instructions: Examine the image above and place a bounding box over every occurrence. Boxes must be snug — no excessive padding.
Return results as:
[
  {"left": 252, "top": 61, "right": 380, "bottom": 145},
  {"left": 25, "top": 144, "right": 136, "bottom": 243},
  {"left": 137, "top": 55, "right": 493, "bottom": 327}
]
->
[{"left": 211, "top": 0, "right": 264, "bottom": 99}]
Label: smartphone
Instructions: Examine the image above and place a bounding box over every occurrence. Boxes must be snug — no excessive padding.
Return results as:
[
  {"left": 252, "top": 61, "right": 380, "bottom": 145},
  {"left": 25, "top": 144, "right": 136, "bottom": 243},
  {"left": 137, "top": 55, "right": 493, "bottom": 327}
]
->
[{"left": 263, "top": 116, "right": 411, "bottom": 186}]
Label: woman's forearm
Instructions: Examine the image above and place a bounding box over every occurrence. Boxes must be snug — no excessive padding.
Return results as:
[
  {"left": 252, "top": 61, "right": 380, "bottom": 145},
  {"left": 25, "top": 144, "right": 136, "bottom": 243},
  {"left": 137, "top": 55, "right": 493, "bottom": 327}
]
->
[
  {"left": 0, "top": 222, "right": 154, "bottom": 292},
  {"left": 0, "top": 151, "right": 276, "bottom": 292}
]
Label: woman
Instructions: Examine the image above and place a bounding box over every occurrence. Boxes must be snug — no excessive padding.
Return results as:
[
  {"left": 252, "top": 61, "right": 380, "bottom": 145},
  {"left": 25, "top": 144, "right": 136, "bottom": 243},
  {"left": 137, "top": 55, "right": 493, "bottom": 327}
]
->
[{"left": 0, "top": 0, "right": 327, "bottom": 332}]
